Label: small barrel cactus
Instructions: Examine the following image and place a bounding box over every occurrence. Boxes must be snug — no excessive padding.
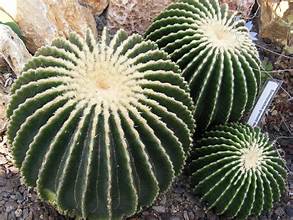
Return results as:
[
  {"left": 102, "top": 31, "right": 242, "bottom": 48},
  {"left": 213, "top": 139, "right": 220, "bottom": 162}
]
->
[
  {"left": 145, "top": 0, "right": 262, "bottom": 131},
  {"left": 7, "top": 29, "right": 195, "bottom": 219},
  {"left": 189, "top": 123, "right": 287, "bottom": 219}
]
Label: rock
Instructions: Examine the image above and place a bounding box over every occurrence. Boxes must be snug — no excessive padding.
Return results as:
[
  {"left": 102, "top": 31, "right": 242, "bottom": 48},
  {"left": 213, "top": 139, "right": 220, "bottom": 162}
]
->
[
  {"left": 107, "top": 0, "right": 174, "bottom": 35},
  {"left": 188, "top": 211, "right": 195, "bottom": 220},
  {"left": 0, "top": 24, "right": 31, "bottom": 75},
  {"left": 152, "top": 206, "right": 166, "bottom": 213},
  {"left": 5, "top": 200, "right": 17, "bottom": 212},
  {"left": 183, "top": 211, "right": 189, "bottom": 220},
  {"left": 0, "top": 154, "right": 6, "bottom": 165},
  {"left": 22, "top": 208, "right": 29, "bottom": 219},
  {"left": 160, "top": 195, "right": 167, "bottom": 205},
  {"left": 15, "top": 208, "right": 22, "bottom": 218},
  {"left": 0, "top": 0, "right": 98, "bottom": 53},
  {"left": 275, "top": 207, "right": 285, "bottom": 216},
  {"left": 206, "top": 211, "right": 217, "bottom": 220},
  {"left": 0, "top": 213, "right": 7, "bottom": 220},
  {"left": 174, "top": 185, "right": 185, "bottom": 194},
  {"left": 144, "top": 215, "right": 158, "bottom": 220},
  {"left": 169, "top": 215, "right": 183, "bottom": 220},
  {"left": 79, "top": 0, "right": 109, "bottom": 15},
  {"left": 219, "top": 0, "right": 255, "bottom": 18},
  {"left": 0, "top": 176, "right": 6, "bottom": 187},
  {"left": 9, "top": 194, "right": 16, "bottom": 200},
  {"left": 285, "top": 206, "right": 293, "bottom": 217},
  {"left": 195, "top": 209, "right": 206, "bottom": 219},
  {"left": 259, "top": 0, "right": 292, "bottom": 53},
  {"left": 15, "top": 192, "right": 23, "bottom": 202}
]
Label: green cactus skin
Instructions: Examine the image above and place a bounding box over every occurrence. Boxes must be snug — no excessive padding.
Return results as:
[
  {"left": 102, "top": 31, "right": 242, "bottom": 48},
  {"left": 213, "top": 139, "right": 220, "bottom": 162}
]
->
[
  {"left": 7, "top": 29, "right": 195, "bottom": 220},
  {"left": 145, "top": 0, "right": 262, "bottom": 131},
  {"left": 189, "top": 123, "right": 287, "bottom": 219}
]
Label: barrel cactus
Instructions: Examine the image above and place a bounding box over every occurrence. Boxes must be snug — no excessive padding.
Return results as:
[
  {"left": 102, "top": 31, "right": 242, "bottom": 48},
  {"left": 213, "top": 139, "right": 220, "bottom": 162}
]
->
[
  {"left": 7, "top": 29, "right": 195, "bottom": 219},
  {"left": 145, "top": 0, "right": 262, "bottom": 131},
  {"left": 189, "top": 123, "right": 287, "bottom": 219}
]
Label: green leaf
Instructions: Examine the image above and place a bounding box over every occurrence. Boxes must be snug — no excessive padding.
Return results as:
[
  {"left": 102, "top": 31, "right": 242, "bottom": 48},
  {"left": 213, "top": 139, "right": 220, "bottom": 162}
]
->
[{"left": 0, "top": 9, "right": 23, "bottom": 40}]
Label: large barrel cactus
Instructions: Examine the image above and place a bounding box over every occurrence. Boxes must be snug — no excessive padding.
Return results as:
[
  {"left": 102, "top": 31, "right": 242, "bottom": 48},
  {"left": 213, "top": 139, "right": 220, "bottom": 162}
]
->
[
  {"left": 145, "top": 0, "right": 262, "bottom": 131},
  {"left": 7, "top": 29, "right": 195, "bottom": 219},
  {"left": 189, "top": 123, "right": 287, "bottom": 219}
]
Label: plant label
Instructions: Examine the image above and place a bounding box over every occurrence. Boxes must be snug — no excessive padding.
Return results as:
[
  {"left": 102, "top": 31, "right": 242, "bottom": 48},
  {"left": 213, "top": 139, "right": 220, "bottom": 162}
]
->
[{"left": 247, "top": 79, "right": 282, "bottom": 127}]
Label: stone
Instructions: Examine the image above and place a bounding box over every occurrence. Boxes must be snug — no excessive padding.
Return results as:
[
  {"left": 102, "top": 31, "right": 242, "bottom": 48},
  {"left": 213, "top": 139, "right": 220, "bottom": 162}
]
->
[
  {"left": 15, "top": 192, "right": 23, "bottom": 202},
  {"left": 0, "top": 154, "right": 6, "bottom": 165},
  {"left": 219, "top": 0, "right": 255, "bottom": 18},
  {"left": 145, "top": 215, "right": 158, "bottom": 220},
  {"left": 5, "top": 200, "right": 17, "bottom": 212},
  {"left": 259, "top": 0, "right": 292, "bottom": 53},
  {"left": 285, "top": 206, "right": 293, "bottom": 217},
  {"left": 152, "top": 206, "right": 166, "bottom": 213},
  {"left": 0, "top": 213, "right": 7, "bottom": 220},
  {"left": 79, "top": 0, "right": 109, "bottom": 15},
  {"left": 206, "top": 211, "right": 217, "bottom": 220},
  {"left": 188, "top": 211, "right": 195, "bottom": 220},
  {"left": 183, "top": 211, "right": 189, "bottom": 220},
  {"left": 0, "top": 176, "right": 6, "bottom": 187},
  {"left": 15, "top": 208, "right": 22, "bottom": 218},
  {"left": 160, "top": 195, "right": 167, "bottom": 205},
  {"left": 0, "top": 24, "right": 31, "bottom": 75},
  {"left": 107, "top": 0, "right": 174, "bottom": 35},
  {"left": 0, "top": 0, "right": 98, "bottom": 53},
  {"left": 22, "top": 208, "right": 29, "bottom": 219},
  {"left": 275, "top": 207, "right": 285, "bottom": 216},
  {"left": 169, "top": 215, "right": 183, "bottom": 220},
  {"left": 174, "top": 185, "right": 185, "bottom": 194}
]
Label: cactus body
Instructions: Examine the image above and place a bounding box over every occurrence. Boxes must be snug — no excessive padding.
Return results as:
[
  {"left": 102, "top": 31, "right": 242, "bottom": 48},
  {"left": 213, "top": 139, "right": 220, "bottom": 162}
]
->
[
  {"left": 7, "top": 29, "right": 195, "bottom": 220},
  {"left": 189, "top": 123, "right": 287, "bottom": 219},
  {"left": 145, "top": 0, "right": 262, "bottom": 131}
]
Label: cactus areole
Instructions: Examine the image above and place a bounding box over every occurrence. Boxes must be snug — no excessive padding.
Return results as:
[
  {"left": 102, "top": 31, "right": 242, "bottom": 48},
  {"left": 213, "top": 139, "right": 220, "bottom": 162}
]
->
[
  {"left": 7, "top": 29, "right": 195, "bottom": 219},
  {"left": 189, "top": 123, "right": 287, "bottom": 219},
  {"left": 145, "top": 0, "right": 262, "bottom": 131}
]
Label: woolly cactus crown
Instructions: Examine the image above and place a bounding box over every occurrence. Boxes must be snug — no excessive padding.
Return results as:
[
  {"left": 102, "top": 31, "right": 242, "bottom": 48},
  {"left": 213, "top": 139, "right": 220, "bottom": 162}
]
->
[
  {"left": 145, "top": 0, "right": 262, "bottom": 131},
  {"left": 189, "top": 123, "right": 287, "bottom": 219},
  {"left": 7, "top": 29, "right": 195, "bottom": 219}
]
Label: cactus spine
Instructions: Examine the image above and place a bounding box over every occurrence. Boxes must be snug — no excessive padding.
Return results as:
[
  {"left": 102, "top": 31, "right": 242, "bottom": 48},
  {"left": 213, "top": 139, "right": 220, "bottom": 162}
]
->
[
  {"left": 189, "top": 123, "right": 287, "bottom": 219},
  {"left": 145, "top": 0, "right": 262, "bottom": 131},
  {"left": 7, "top": 29, "right": 195, "bottom": 220}
]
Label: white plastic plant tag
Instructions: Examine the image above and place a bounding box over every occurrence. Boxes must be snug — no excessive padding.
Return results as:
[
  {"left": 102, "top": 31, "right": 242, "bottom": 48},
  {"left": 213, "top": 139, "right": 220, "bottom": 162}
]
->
[{"left": 247, "top": 79, "right": 282, "bottom": 127}]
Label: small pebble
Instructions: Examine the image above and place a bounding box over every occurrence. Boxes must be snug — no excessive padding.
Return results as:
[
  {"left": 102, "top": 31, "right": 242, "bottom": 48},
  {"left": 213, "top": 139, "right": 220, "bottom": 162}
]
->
[
  {"left": 183, "top": 210, "right": 189, "bottom": 220},
  {"left": 285, "top": 206, "right": 293, "bottom": 217},
  {"left": 22, "top": 208, "right": 29, "bottom": 219},
  {"left": 152, "top": 206, "right": 166, "bottom": 213},
  {"left": 169, "top": 215, "right": 183, "bottom": 220},
  {"left": 15, "top": 208, "right": 22, "bottom": 218},
  {"left": 160, "top": 195, "right": 167, "bottom": 205},
  {"left": 188, "top": 211, "right": 194, "bottom": 220},
  {"left": 0, "top": 176, "right": 6, "bottom": 187},
  {"left": 145, "top": 214, "right": 158, "bottom": 220},
  {"left": 275, "top": 207, "right": 285, "bottom": 216}
]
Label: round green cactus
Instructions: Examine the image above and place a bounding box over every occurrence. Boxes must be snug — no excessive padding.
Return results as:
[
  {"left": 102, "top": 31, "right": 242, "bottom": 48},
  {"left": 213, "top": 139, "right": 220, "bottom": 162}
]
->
[
  {"left": 145, "top": 0, "right": 262, "bottom": 131},
  {"left": 189, "top": 123, "right": 287, "bottom": 219},
  {"left": 7, "top": 29, "right": 195, "bottom": 219}
]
